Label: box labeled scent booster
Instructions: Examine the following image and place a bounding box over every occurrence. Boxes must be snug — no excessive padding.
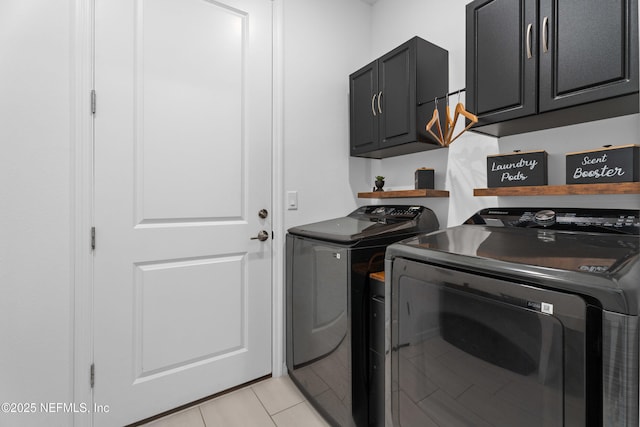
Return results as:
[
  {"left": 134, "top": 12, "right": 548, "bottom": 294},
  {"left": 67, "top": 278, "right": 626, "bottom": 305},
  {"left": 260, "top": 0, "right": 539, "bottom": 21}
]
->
[{"left": 566, "top": 144, "right": 639, "bottom": 184}]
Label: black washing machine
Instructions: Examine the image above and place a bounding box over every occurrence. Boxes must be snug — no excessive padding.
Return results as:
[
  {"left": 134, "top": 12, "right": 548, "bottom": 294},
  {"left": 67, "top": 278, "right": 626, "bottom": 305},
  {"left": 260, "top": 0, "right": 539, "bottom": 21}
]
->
[
  {"left": 385, "top": 207, "right": 640, "bottom": 427},
  {"left": 286, "top": 205, "right": 440, "bottom": 426}
]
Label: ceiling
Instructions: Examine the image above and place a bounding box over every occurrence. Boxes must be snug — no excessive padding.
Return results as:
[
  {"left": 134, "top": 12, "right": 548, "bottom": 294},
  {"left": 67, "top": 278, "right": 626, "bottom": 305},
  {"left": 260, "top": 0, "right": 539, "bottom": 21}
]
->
[{"left": 360, "top": 0, "right": 379, "bottom": 4}]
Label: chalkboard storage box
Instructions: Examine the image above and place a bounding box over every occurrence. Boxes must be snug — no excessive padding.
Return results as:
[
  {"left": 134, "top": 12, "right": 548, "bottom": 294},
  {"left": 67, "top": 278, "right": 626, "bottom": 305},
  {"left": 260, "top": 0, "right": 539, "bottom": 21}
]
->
[
  {"left": 415, "top": 168, "right": 435, "bottom": 189},
  {"left": 566, "top": 144, "right": 639, "bottom": 184},
  {"left": 487, "top": 150, "right": 548, "bottom": 188}
]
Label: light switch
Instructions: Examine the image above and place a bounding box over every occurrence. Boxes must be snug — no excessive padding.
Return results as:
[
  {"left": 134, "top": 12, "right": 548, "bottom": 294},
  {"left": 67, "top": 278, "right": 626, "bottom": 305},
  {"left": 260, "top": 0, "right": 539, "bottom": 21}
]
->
[{"left": 287, "top": 191, "right": 298, "bottom": 210}]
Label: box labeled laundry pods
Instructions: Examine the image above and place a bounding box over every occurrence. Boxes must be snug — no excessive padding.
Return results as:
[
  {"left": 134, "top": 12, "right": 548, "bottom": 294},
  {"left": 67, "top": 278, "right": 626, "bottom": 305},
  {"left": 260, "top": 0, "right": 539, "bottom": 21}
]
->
[{"left": 487, "top": 150, "right": 548, "bottom": 188}]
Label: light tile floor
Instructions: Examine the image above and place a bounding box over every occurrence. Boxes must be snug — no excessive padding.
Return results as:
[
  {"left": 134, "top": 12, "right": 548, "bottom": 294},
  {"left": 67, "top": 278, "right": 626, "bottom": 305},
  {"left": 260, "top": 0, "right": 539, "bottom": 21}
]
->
[{"left": 142, "top": 376, "right": 330, "bottom": 427}]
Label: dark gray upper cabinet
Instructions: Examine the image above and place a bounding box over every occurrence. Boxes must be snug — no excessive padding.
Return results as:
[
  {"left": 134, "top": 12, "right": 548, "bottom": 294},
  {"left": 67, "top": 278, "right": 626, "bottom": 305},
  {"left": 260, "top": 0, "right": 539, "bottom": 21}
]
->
[
  {"left": 467, "top": 0, "right": 537, "bottom": 122},
  {"left": 467, "top": 0, "right": 639, "bottom": 137},
  {"left": 538, "top": 0, "right": 637, "bottom": 111},
  {"left": 350, "top": 37, "right": 448, "bottom": 159},
  {"left": 350, "top": 61, "right": 378, "bottom": 155}
]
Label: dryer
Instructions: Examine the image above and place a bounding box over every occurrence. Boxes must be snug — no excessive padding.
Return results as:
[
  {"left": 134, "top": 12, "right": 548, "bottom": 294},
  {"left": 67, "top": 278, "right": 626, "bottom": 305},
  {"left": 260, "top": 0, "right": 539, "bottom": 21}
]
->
[{"left": 286, "top": 205, "right": 439, "bottom": 426}]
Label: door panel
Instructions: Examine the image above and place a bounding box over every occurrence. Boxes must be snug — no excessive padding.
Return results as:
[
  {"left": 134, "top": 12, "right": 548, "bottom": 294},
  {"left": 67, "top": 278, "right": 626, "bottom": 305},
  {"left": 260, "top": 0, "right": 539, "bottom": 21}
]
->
[
  {"left": 94, "top": 0, "right": 272, "bottom": 425},
  {"left": 138, "top": 0, "right": 244, "bottom": 221},
  {"left": 290, "top": 237, "right": 348, "bottom": 366},
  {"left": 476, "top": 0, "right": 522, "bottom": 113},
  {"left": 555, "top": 0, "right": 624, "bottom": 94},
  {"left": 391, "top": 259, "right": 592, "bottom": 427},
  {"left": 466, "top": 0, "right": 537, "bottom": 123},
  {"left": 539, "top": 0, "right": 639, "bottom": 112},
  {"left": 350, "top": 62, "right": 378, "bottom": 155},
  {"left": 135, "top": 256, "right": 245, "bottom": 375},
  {"left": 379, "top": 43, "right": 414, "bottom": 147}
]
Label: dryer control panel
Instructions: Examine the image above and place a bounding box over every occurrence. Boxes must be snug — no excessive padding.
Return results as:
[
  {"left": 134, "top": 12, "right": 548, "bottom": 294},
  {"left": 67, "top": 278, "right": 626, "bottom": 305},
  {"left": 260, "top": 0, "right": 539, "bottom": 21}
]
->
[
  {"left": 350, "top": 205, "right": 425, "bottom": 221},
  {"left": 467, "top": 208, "right": 640, "bottom": 235}
]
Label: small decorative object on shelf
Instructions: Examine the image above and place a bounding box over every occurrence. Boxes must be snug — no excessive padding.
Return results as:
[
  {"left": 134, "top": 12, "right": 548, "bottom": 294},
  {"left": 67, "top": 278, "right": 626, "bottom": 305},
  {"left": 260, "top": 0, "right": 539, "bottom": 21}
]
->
[
  {"left": 374, "top": 176, "right": 385, "bottom": 192},
  {"left": 487, "top": 150, "right": 548, "bottom": 188},
  {"left": 566, "top": 144, "right": 639, "bottom": 184},
  {"left": 415, "top": 168, "right": 435, "bottom": 189}
]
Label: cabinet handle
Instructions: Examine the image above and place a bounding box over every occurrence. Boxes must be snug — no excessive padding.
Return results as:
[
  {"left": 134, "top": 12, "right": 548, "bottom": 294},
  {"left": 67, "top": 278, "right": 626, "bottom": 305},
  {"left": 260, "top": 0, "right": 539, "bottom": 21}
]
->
[
  {"left": 526, "top": 23, "right": 533, "bottom": 59},
  {"left": 371, "top": 93, "right": 377, "bottom": 116},
  {"left": 542, "top": 16, "right": 549, "bottom": 53},
  {"left": 377, "top": 91, "right": 383, "bottom": 114}
]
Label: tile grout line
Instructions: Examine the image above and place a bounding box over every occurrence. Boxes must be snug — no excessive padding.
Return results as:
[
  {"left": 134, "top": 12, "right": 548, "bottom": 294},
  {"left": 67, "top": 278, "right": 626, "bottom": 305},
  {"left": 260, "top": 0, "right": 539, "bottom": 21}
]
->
[
  {"left": 269, "top": 399, "right": 308, "bottom": 417},
  {"left": 146, "top": 377, "right": 322, "bottom": 427},
  {"left": 197, "top": 406, "right": 207, "bottom": 427},
  {"left": 249, "top": 386, "right": 279, "bottom": 426},
  {"left": 251, "top": 379, "right": 314, "bottom": 423},
  {"left": 267, "top": 382, "right": 308, "bottom": 416}
]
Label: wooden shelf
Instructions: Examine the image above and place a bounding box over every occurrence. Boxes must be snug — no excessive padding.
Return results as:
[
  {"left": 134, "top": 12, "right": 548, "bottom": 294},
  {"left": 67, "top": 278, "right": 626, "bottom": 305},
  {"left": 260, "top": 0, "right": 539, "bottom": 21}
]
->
[
  {"left": 370, "top": 271, "right": 385, "bottom": 282},
  {"left": 474, "top": 182, "right": 640, "bottom": 197},
  {"left": 358, "top": 189, "right": 450, "bottom": 199}
]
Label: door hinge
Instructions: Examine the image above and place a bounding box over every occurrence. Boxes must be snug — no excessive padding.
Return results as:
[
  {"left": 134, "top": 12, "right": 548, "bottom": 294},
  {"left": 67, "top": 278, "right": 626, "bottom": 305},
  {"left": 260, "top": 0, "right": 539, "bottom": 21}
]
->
[
  {"left": 91, "top": 227, "right": 96, "bottom": 251},
  {"left": 90, "top": 364, "right": 95, "bottom": 388},
  {"left": 91, "top": 90, "right": 96, "bottom": 114}
]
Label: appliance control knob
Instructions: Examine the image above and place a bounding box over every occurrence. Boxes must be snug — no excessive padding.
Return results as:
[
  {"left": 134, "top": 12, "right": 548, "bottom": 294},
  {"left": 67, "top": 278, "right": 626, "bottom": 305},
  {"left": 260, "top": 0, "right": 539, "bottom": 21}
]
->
[{"left": 534, "top": 209, "right": 556, "bottom": 226}]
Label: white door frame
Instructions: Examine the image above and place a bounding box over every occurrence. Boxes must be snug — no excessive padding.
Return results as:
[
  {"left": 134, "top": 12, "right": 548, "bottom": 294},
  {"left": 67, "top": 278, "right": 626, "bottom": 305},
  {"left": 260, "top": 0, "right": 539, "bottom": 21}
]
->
[
  {"left": 72, "top": 0, "right": 285, "bottom": 424},
  {"left": 271, "top": 0, "right": 286, "bottom": 378},
  {"left": 71, "top": 0, "right": 95, "bottom": 425}
]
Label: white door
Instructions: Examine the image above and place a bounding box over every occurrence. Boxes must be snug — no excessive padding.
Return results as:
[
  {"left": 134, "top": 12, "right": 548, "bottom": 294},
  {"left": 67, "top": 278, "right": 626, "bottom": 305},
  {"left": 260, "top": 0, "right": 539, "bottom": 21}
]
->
[{"left": 93, "top": 0, "right": 272, "bottom": 425}]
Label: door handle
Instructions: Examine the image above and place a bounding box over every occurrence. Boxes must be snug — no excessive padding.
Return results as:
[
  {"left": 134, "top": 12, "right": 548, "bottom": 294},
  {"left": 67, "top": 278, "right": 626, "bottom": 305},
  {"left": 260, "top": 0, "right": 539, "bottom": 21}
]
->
[
  {"left": 542, "top": 16, "right": 549, "bottom": 53},
  {"left": 377, "top": 91, "right": 382, "bottom": 114},
  {"left": 526, "top": 23, "right": 533, "bottom": 59},
  {"left": 371, "top": 93, "right": 377, "bottom": 116},
  {"left": 250, "top": 230, "right": 269, "bottom": 241}
]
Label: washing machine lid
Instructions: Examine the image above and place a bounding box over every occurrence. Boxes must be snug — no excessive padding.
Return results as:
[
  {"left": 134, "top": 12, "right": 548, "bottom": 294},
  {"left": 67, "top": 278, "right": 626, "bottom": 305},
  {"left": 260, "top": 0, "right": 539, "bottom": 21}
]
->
[
  {"left": 401, "top": 225, "right": 638, "bottom": 274},
  {"left": 387, "top": 207, "right": 640, "bottom": 314},
  {"left": 287, "top": 205, "right": 439, "bottom": 245}
]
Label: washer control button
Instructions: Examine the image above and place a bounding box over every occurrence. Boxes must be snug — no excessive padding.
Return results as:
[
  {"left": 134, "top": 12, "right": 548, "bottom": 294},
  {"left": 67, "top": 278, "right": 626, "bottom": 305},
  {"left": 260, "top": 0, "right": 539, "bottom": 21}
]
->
[{"left": 534, "top": 209, "right": 556, "bottom": 226}]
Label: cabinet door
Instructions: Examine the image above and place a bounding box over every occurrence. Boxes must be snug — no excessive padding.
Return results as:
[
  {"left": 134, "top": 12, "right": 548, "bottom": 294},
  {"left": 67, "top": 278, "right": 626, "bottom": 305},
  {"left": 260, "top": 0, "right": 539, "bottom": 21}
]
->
[
  {"left": 350, "top": 61, "right": 379, "bottom": 156},
  {"left": 466, "top": 0, "right": 537, "bottom": 124},
  {"left": 539, "top": 0, "right": 639, "bottom": 112},
  {"left": 378, "top": 41, "right": 416, "bottom": 148}
]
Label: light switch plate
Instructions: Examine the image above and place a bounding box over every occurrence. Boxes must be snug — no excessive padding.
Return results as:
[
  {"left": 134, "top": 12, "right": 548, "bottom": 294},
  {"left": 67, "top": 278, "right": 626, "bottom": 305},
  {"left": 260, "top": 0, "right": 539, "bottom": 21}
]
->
[{"left": 287, "top": 191, "right": 298, "bottom": 210}]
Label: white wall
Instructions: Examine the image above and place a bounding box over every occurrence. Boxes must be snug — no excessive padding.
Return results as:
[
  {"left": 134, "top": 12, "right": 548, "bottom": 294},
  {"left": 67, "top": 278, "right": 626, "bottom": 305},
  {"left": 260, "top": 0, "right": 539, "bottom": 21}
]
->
[
  {"left": 0, "top": 1, "right": 75, "bottom": 426},
  {"left": 366, "top": 0, "right": 640, "bottom": 226},
  {"left": 0, "top": 1, "right": 375, "bottom": 423},
  {"left": 282, "top": 0, "right": 639, "bottom": 232},
  {"left": 0, "top": 1, "right": 637, "bottom": 424},
  {"left": 283, "top": 0, "right": 373, "bottom": 229},
  {"left": 367, "top": 0, "right": 492, "bottom": 227}
]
